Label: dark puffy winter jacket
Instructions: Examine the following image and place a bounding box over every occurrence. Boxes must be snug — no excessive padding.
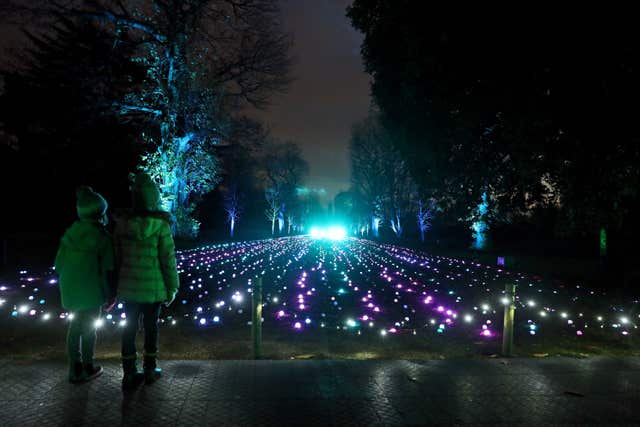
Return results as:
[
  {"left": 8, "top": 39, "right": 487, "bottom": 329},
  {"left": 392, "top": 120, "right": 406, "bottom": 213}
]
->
[{"left": 114, "top": 211, "right": 179, "bottom": 303}]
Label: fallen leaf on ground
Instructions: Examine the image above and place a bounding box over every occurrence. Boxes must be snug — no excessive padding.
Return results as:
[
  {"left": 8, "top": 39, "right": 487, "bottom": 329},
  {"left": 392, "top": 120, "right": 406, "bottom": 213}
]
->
[
  {"left": 533, "top": 353, "right": 549, "bottom": 358},
  {"left": 292, "top": 354, "right": 315, "bottom": 359}
]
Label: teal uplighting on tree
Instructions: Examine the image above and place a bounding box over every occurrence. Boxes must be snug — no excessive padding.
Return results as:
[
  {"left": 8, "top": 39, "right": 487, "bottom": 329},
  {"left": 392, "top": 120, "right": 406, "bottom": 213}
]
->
[
  {"left": 30, "top": 1, "right": 293, "bottom": 238},
  {"left": 471, "top": 192, "right": 490, "bottom": 250}
]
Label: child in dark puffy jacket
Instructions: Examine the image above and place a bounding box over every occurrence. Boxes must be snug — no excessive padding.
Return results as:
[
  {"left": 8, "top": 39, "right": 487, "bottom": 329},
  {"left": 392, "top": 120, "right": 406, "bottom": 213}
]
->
[
  {"left": 55, "top": 186, "right": 116, "bottom": 383},
  {"left": 114, "top": 173, "right": 179, "bottom": 390}
]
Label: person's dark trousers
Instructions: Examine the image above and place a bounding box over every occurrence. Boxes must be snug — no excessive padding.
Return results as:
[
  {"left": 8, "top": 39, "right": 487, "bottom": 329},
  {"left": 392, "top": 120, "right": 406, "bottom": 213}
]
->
[
  {"left": 121, "top": 302, "right": 162, "bottom": 361},
  {"left": 67, "top": 307, "right": 101, "bottom": 365}
]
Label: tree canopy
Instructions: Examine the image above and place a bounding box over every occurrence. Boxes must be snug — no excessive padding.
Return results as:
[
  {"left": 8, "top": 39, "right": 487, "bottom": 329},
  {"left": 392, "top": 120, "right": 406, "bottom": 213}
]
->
[{"left": 347, "top": 3, "right": 640, "bottom": 237}]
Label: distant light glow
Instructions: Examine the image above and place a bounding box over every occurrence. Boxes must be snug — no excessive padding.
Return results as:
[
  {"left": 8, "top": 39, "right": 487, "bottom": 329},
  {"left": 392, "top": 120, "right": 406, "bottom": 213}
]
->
[{"left": 308, "top": 225, "right": 347, "bottom": 241}]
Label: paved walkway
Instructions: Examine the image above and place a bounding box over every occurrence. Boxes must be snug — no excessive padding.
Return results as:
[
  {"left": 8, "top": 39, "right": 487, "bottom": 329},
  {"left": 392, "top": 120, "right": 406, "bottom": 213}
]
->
[{"left": 0, "top": 357, "right": 638, "bottom": 426}]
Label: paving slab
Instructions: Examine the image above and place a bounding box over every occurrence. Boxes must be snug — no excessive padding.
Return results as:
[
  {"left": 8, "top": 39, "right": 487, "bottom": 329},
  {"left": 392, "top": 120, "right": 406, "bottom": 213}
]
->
[{"left": 1, "top": 357, "right": 639, "bottom": 426}]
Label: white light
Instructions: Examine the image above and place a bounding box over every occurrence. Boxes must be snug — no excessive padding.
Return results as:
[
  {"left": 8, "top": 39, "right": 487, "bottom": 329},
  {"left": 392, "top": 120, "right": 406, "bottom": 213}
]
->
[
  {"left": 309, "top": 225, "right": 347, "bottom": 240},
  {"left": 42, "top": 313, "right": 51, "bottom": 321},
  {"left": 561, "top": 312, "right": 568, "bottom": 318},
  {"left": 309, "top": 227, "right": 324, "bottom": 239},
  {"left": 464, "top": 315, "right": 473, "bottom": 323},
  {"left": 501, "top": 297, "right": 510, "bottom": 305},
  {"left": 527, "top": 300, "right": 536, "bottom": 307},
  {"left": 18, "top": 305, "right": 28, "bottom": 314},
  {"left": 119, "top": 320, "right": 127, "bottom": 327},
  {"left": 621, "top": 317, "right": 629, "bottom": 324},
  {"left": 481, "top": 304, "right": 490, "bottom": 311},
  {"left": 272, "top": 297, "right": 279, "bottom": 303},
  {"left": 94, "top": 319, "right": 104, "bottom": 329},
  {"left": 0, "top": 299, "right": 5, "bottom": 306},
  {"left": 326, "top": 226, "right": 347, "bottom": 241},
  {"left": 380, "top": 330, "right": 387, "bottom": 336},
  {"left": 539, "top": 311, "right": 547, "bottom": 317}
]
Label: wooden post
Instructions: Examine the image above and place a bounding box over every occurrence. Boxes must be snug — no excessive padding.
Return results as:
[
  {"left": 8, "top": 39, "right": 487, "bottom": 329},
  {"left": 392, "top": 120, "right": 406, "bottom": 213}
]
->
[
  {"left": 502, "top": 284, "right": 516, "bottom": 357},
  {"left": 252, "top": 276, "right": 263, "bottom": 359}
]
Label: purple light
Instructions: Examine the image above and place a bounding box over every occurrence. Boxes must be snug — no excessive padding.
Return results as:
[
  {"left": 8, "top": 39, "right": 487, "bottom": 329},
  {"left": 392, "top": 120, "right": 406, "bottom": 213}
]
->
[
  {"left": 437, "top": 306, "right": 445, "bottom": 312},
  {"left": 294, "top": 322, "right": 302, "bottom": 329},
  {"left": 482, "top": 329, "right": 492, "bottom": 337}
]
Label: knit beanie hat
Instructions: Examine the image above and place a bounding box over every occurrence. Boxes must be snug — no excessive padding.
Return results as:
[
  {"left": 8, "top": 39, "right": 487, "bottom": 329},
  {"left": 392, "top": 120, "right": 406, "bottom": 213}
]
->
[
  {"left": 132, "top": 172, "right": 161, "bottom": 211},
  {"left": 76, "top": 186, "right": 108, "bottom": 219}
]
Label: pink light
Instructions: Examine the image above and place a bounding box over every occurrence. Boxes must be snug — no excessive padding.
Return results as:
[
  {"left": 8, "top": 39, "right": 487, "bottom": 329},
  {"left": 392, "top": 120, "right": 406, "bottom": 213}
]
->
[
  {"left": 294, "top": 322, "right": 302, "bottom": 329},
  {"left": 482, "top": 329, "right": 492, "bottom": 337},
  {"left": 389, "top": 328, "right": 397, "bottom": 333},
  {"left": 277, "top": 310, "right": 285, "bottom": 318},
  {"left": 374, "top": 307, "right": 380, "bottom": 313},
  {"left": 576, "top": 330, "right": 583, "bottom": 336},
  {"left": 437, "top": 306, "right": 445, "bottom": 312}
]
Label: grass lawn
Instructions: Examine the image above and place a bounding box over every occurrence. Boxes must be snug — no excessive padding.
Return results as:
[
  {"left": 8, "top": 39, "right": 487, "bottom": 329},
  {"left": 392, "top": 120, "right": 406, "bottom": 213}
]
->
[{"left": 2, "top": 315, "right": 638, "bottom": 362}]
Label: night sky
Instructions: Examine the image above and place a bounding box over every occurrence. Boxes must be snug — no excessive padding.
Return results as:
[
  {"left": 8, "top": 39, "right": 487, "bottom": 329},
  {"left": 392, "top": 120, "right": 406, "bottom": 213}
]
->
[{"left": 254, "top": 0, "right": 371, "bottom": 201}]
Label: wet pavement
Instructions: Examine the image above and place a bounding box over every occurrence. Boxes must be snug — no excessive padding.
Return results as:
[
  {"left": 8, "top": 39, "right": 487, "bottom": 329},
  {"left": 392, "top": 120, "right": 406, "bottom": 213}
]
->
[{"left": 0, "top": 357, "right": 639, "bottom": 426}]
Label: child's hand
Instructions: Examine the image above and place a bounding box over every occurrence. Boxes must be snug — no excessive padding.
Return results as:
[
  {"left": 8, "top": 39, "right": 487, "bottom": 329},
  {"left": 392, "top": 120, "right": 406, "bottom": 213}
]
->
[
  {"left": 164, "top": 291, "right": 177, "bottom": 307},
  {"left": 103, "top": 297, "right": 117, "bottom": 312}
]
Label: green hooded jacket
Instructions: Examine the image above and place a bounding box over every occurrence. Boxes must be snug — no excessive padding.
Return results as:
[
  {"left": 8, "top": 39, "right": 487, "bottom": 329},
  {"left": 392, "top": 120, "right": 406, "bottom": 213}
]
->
[
  {"left": 54, "top": 220, "right": 115, "bottom": 311},
  {"left": 114, "top": 211, "right": 179, "bottom": 304}
]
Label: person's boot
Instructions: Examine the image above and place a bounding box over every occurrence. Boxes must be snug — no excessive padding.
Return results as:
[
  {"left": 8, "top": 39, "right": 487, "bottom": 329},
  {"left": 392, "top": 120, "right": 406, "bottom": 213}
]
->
[
  {"left": 121, "top": 358, "right": 144, "bottom": 391},
  {"left": 83, "top": 363, "right": 103, "bottom": 381},
  {"left": 143, "top": 355, "right": 162, "bottom": 385},
  {"left": 69, "top": 361, "right": 87, "bottom": 384}
]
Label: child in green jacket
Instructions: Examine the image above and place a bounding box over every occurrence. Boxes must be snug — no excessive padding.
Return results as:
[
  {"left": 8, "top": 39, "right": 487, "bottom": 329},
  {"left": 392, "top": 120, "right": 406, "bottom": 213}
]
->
[
  {"left": 55, "top": 186, "right": 116, "bottom": 383},
  {"left": 115, "top": 173, "right": 179, "bottom": 390}
]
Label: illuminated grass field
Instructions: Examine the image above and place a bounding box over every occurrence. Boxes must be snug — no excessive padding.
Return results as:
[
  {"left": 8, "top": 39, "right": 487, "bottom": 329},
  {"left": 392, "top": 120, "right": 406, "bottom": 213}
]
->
[{"left": 1, "top": 236, "right": 639, "bottom": 359}]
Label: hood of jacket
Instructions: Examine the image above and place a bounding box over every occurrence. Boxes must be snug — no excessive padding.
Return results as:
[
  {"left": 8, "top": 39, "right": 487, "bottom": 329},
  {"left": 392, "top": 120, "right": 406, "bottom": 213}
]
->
[
  {"left": 60, "top": 220, "right": 105, "bottom": 252},
  {"left": 115, "top": 210, "right": 172, "bottom": 241}
]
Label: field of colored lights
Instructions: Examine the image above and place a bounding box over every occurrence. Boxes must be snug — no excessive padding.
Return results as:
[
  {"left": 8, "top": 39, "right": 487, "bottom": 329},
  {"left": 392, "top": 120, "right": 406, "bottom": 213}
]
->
[{"left": 1, "top": 236, "right": 639, "bottom": 358}]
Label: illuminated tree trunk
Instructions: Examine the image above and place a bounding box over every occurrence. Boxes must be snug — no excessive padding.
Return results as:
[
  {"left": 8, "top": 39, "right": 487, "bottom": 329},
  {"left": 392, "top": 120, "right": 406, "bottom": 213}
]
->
[
  {"left": 371, "top": 214, "right": 380, "bottom": 238},
  {"left": 599, "top": 226, "right": 608, "bottom": 274}
]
